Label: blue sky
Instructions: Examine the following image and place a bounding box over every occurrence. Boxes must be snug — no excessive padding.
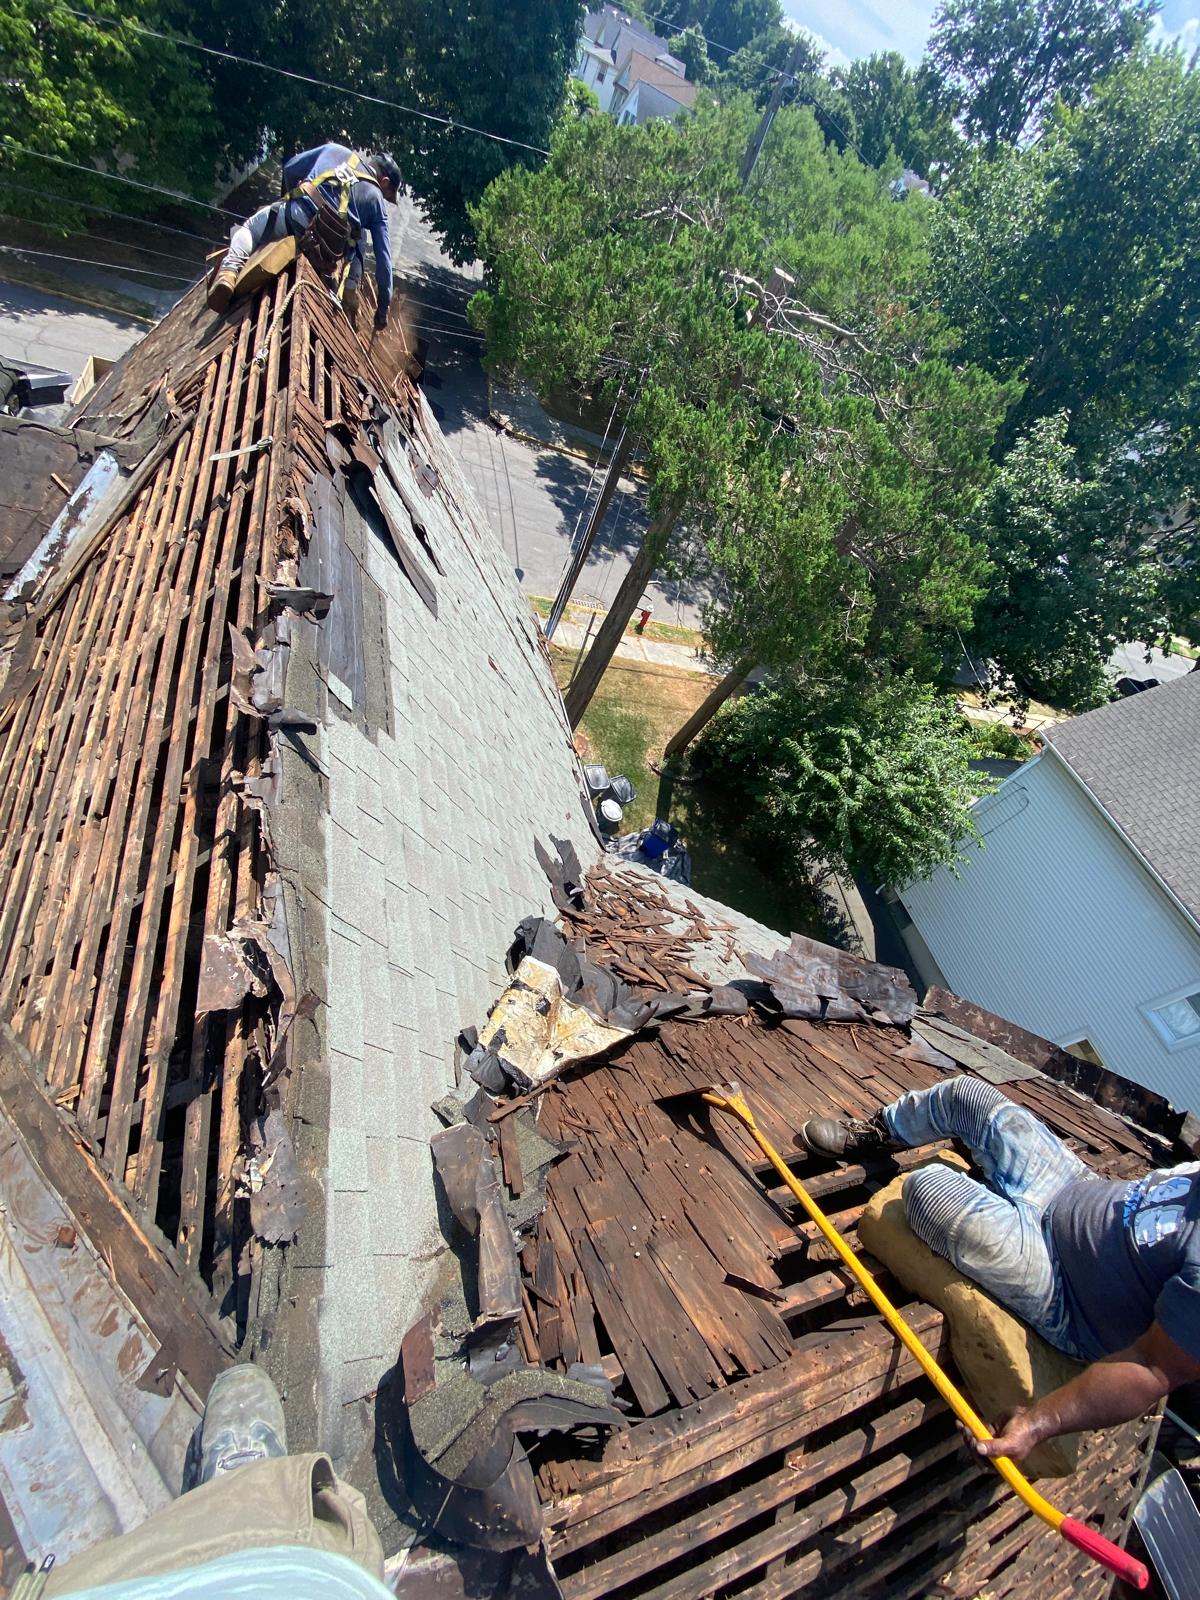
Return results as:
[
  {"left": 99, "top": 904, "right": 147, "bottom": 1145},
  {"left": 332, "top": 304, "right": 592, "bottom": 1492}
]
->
[{"left": 783, "top": 0, "right": 1200, "bottom": 67}]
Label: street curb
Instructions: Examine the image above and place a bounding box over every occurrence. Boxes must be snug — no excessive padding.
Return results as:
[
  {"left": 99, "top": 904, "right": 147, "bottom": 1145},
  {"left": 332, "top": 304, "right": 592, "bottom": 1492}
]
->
[{"left": 0, "top": 271, "right": 156, "bottom": 327}]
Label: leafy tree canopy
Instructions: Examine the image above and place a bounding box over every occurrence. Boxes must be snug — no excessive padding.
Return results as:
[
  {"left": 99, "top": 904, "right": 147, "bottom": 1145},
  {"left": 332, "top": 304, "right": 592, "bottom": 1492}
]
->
[
  {"left": 968, "top": 414, "right": 1193, "bottom": 710},
  {"left": 0, "top": 0, "right": 221, "bottom": 221},
  {"left": 925, "top": 0, "right": 1157, "bottom": 148},
  {"left": 333, "top": 0, "right": 582, "bottom": 262},
  {"left": 934, "top": 50, "right": 1200, "bottom": 466},
  {"left": 650, "top": 0, "right": 782, "bottom": 54},
  {"left": 470, "top": 100, "right": 1008, "bottom": 725},
  {"left": 930, "top": 48, "right": 1200, "bottom": 662},
  {"left": 697, "top": 672, "right": 986, "bottom": 883},
  {"left": 832, "top": 52, "right": 962, "bottom": 178},
  {"left": 669, "top": 26, "right": 715, "bottom": 83}
]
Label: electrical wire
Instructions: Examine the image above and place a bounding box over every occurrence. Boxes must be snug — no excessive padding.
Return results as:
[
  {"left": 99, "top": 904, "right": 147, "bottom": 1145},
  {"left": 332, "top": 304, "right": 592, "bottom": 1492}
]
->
[
  {"left": 62, "top": 5, "right": 552, "bottom": 157},
  {"left": 406, "top": 320, "right": 484, "bottom": 342},
  {"left": 400, "top": 294, "right": 473, "bottom": 322},
  {"left": 0, "top": 214, "right": 203, "bottom": 268},
  {"left": 0, "top": 178, "right": 220, "bottom": 243},
  {"left": 0, "top": 243, "right": 195, "bottom": 283},
  {"left": 1, "top": 139, "right": 241, "bottom": 217}
]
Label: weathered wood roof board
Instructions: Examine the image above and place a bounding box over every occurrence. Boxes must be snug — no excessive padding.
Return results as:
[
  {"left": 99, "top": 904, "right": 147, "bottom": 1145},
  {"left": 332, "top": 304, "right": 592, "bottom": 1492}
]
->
[
  {"left": 516, "top": 874, "right": 1166, "bottom": 1600},
  {"left": 0, "top": 261, "right": 420, "bottom": 1356}
]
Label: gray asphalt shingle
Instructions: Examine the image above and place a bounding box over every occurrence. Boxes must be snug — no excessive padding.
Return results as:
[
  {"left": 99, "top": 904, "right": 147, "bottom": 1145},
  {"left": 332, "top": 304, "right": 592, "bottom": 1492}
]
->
[
  {"left": 1044, "top": 673, "right": 1200, "bottom": 922},
  {"left": 308, "top": 392, "right": 599, "bottom": 1461}
]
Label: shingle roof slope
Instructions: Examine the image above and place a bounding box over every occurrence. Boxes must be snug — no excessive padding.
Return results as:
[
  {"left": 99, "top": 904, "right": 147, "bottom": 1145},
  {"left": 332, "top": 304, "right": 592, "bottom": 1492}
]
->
[{"left": 1044, "top": 671, "right": 1200, "bottom": 921}]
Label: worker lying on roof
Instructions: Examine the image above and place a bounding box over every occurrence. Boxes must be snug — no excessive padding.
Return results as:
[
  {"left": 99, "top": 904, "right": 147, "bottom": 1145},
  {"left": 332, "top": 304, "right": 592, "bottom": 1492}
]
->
[
  {"left": 209, "top": 144, "right": 400, "bottom": 328},
  {"left": 801, "top": 1078, "right": 1200, "bottom": 1464}
]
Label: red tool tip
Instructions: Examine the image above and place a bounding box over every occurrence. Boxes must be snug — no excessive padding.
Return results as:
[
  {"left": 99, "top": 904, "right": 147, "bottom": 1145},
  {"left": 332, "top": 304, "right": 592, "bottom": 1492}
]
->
[{"left": 1060, "top": 1516, "right": 1149, "bottom": 1589}]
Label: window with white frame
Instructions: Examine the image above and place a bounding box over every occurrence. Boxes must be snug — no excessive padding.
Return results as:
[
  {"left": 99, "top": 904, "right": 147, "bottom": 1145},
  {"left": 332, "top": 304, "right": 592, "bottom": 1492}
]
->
[{"left": 1147, "top": 988, "right": 1200, "bottom": 1046}]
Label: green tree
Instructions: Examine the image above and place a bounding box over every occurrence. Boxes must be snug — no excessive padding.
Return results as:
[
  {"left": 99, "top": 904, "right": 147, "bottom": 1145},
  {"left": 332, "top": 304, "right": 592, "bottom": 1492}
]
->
[
  {"left": 697, "top": 673, "right": 986, "bottom": 883},
  {"left": 652, "top": 0, "right": 782, "bottom": 53},
  {"left": 925, "top": 0, "right": 1157, "bottom": 149},
  {"left": 932, "top": 50, "right": 1200, "bottom": 659},
  {"left": 833, "top": 53, "right": 962, "bottom": 178},
  {"left": 339, "top": 0, "right": 582, "bottom": 259},
  {"left": 968, "top": 415, "right": 1189, "bottom": 710},
  {"left": 471, "top": 101, "right": 1006, "bottom": 731},
  {"left": 0, "top": 0, "right": 220, "bottom": 220},
  {"left": 670, "top": 26, "right": 714, "bottom": 83}
]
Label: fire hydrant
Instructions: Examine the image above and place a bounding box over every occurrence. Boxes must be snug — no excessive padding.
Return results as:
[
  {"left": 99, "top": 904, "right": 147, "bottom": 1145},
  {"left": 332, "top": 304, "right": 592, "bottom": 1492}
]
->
[{"left": 636, "top": 604, "right": 653, "bottom": 634}]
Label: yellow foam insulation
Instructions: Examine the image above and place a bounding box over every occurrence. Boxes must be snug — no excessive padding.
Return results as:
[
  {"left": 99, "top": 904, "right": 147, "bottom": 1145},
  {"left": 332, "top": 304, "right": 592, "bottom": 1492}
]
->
[{"left": 479, "top": 957, "right": 629, "bottom": 1086}]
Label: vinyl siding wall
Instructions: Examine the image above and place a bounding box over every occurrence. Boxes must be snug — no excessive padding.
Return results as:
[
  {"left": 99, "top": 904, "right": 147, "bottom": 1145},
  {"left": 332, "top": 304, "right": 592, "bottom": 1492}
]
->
[{"left": 898, "top": 752, "right": 1200, "bottom": 1111}]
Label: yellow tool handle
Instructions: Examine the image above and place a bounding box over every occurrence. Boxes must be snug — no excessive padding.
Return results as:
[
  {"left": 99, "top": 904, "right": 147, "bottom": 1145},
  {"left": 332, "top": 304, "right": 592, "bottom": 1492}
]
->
[{"left": 701, "top": 1089, "right": 1149, "bottom": 1590}]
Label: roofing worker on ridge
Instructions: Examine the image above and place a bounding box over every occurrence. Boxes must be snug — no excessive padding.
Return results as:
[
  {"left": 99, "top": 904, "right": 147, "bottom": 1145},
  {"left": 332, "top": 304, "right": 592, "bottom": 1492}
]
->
[
  {"left": 801, "top": 1078, "right": 1200, "bottom": 1463},
  {"left": 209, "top": 143, "right": 399, "bottom": 328}
]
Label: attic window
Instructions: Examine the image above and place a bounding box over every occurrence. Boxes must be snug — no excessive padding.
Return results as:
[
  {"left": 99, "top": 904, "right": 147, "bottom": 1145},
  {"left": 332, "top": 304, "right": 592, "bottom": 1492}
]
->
[{"left": 1147, "top": 990, "right": 1200, "bottom": 1047}]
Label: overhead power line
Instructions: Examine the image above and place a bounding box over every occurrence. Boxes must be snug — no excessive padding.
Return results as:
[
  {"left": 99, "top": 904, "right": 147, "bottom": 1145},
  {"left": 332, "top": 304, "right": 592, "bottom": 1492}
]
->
[
  {"left": 0, "top": 214, "right": 204, "bottom": 268},
  {"left": 0, "top": 243, "right": 195, "bottom": 283},
  {"left": 0, "top": 178, "right": 219, "bottom": 243},
  {"left": 1, "top": 139, "right": 241, "bottom": 217},
  {"left": 62, "top": 5, "right": 552, "bottom": 157}
]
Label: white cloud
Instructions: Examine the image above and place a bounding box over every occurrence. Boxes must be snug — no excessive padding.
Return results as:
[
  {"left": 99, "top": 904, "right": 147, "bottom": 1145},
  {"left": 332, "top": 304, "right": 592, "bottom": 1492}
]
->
[
  {"left": 1149, "top": 13, "right": 1200, "bottom": 58},
  {"left": 782, "top": 0, "right": 933, "bottom": 65},
  {"left": 782, "top": 15, "right": 852, "bottom": 70}
]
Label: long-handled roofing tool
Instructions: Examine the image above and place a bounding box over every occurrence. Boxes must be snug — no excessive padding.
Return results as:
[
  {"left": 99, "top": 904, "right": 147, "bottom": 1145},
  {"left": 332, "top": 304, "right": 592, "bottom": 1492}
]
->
[{"left": 672, "top": 1081, "right": 1150, "bottom": 1591}]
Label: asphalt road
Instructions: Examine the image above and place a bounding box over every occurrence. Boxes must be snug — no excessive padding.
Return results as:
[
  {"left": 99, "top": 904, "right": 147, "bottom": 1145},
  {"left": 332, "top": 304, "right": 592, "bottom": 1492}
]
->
[{"left": 0, "top": 279, "right": 148, "bottom": 380}]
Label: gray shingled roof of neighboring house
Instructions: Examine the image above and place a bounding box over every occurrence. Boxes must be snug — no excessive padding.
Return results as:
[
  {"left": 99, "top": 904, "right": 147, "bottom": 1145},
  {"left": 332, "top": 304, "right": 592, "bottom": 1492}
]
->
[{"left": 1043, "top": 671, "right": 1200, "bottom": 924}]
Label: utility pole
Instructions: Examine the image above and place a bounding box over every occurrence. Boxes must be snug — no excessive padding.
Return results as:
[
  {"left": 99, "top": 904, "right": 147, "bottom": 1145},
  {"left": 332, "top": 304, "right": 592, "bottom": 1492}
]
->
[
  {"left": 738, "top": 38, "right": 805, "bottom": 190},
  {"left": 545, "top": 421, "right": 635, "bottom": 639}
]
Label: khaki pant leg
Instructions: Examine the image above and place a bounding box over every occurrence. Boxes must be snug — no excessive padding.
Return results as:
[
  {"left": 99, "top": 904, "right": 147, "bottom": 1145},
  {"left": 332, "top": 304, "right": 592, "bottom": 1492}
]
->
[{"left": 45, "top": 1454, "right": 384, "bottom": 1595}]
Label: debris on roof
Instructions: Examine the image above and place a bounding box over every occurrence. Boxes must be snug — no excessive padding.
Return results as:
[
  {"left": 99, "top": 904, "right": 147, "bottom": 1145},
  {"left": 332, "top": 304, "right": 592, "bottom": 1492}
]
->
[{"left": 397, "top": 859, "right": 1172, "bottom": 1597}]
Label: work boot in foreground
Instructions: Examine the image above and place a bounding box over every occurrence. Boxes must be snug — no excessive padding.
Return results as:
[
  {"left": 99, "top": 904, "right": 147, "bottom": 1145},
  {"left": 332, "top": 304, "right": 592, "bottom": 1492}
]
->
[
  {"left": 197, "top": 1364, "right": 288, "bottom": 1484},
  {"left": 799, "top": 1112, "right": 895, "bottom": 1160},
  {"left": 207, "top": 268, "right": 237, "bottom": 314}
]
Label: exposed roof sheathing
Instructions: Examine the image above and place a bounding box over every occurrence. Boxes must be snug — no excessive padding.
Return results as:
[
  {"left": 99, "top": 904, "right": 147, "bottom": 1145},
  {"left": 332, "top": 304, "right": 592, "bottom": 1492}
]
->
[{"left": 489, "top": 867, "right": 1168, "bottom": 1600}]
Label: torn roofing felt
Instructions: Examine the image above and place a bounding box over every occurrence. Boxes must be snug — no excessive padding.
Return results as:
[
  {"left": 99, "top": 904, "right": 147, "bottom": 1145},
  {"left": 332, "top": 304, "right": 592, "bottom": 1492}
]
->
[{"left": 398, "top": 855, "right": 1176, "bottom": 1595}]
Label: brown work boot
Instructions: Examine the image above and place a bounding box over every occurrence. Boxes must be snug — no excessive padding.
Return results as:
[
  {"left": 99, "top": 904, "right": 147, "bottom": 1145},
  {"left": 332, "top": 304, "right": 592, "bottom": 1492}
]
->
[
  {"left": 799, "top": 1112, "right": 895, "bottom": 1160},
  {"left": 207, "top": 267, "right": 237, "bottom": 314}
]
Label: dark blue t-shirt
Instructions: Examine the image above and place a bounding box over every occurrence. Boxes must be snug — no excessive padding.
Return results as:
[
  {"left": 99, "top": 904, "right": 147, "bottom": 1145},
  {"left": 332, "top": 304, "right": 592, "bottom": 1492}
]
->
[{"left": 1047, "top": 1163, "right": 1200, "bottom": 1362}]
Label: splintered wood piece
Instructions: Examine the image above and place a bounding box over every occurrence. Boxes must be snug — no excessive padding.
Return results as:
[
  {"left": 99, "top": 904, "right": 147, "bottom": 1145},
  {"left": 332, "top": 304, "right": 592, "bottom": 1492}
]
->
[{"left": 498, "top": 1109, "right": 525, "bottom": 1197}]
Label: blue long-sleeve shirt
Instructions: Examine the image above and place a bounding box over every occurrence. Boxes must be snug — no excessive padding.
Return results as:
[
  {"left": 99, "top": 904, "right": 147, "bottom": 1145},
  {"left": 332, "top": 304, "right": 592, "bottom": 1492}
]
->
[{"left": 282, "top": 143, "right": 393, "bottom": 317}]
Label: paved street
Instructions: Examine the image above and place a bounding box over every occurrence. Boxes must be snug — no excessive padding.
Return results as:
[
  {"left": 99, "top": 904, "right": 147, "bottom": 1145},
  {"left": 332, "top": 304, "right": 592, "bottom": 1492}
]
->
[{"left": 0, "top": 279, "right": 148, "bottom": 380}]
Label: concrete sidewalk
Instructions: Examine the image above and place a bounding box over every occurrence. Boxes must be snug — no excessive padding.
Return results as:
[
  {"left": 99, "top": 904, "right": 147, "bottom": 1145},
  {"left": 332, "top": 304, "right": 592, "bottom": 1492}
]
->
[{"left": 549, "top": 614, "right": 716, "bottom": 675}]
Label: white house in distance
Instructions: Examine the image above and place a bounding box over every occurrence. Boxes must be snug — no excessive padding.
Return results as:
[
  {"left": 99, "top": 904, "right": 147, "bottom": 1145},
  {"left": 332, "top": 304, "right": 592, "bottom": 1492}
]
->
[
  {"left": 575, "top": 6, "right": 696, "bottom": 123},
  {"left": 892, "top": 672, "right": 1200, "bottom": 1110}
]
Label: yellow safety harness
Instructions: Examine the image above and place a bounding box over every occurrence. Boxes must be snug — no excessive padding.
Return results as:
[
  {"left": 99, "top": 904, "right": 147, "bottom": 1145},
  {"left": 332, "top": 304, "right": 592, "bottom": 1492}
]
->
[
  {"left": 288, "top": 151, "right": 380, "bottom": 220},
  {"left": 287, "top": 154, "right": 382, "bottom": 299}
]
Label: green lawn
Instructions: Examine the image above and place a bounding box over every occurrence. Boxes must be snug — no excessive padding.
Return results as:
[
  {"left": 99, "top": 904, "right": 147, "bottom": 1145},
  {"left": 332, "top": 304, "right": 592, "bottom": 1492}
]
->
[{"left": 552, "top": 647, "right": 825, "bottom": 939}]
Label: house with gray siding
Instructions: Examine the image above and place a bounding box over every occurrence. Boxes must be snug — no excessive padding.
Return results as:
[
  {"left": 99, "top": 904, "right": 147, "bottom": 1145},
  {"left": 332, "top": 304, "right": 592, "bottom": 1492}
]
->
[{"left": 893, "top": 673, "right": 1200, "bottom": 1109}]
